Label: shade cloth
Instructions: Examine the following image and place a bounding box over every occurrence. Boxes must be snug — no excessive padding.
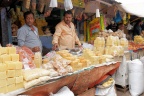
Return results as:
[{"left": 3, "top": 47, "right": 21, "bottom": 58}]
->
[{"left": 115, "top": 0, "right": 144, "bottom": 17}]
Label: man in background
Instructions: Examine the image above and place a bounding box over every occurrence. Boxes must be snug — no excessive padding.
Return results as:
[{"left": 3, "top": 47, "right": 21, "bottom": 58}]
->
[
  {"left": 52, "top": 10, "right": 81, "bottom": 50},
  {"left": 17, "top": 11, "right": 42, "bottom": 52}
]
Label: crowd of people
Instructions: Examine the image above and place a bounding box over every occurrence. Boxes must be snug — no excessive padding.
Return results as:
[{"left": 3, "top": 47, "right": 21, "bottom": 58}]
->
[{"left": 107, "top": 19, "right": 144, "bottom": 40}]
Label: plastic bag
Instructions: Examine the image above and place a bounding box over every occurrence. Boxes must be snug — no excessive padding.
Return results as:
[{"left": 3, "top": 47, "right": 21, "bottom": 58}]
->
[
  {"left": 64, "top": 0, "right": 73, "bottom": 11},
  {"left": 45, "top": 0, "right": 51, "bottom": 12},
  {"left": 31, "top": 0, "right": 36, "bottom": 12},
  {"left": 6, "top": 44, "right": 35, "bottom": 69},
  {"left": 49, "top": 0, "right": 57, "bottom": 7},
  {"left": 129, "top": 59, "right": 144, "bottom": 96},
  {"left": 24, "top": 79, "right": 41, "bottom": 89},
  {"left": 34, "top": 52, "right": 42, "bottom": 68},
  {"left": 18, "top": 47, "right": 35, "bottom": 69},
  {"left": 113, "top": 11, "right": 122, "bottom": 23},
  {"left": 44, "top": 0, "right": 52, "bottom": 17},
  {"left": 115, "top": 56, "right": 129, "bottom": 86},
  {"left": 23, "top": 0, "right": 31, "bottom": 9},
  {"left": 50, "top": 86, "right": 74, "bottom": 96},
  {"left": 38, "top": 0, "right": 45, "bottom": 13},
  {"left": 23, "top": 68, "right": 50, "bottom": 81},
  {"left": 16, "top": 6, "right": 21, "bottom": 16},
  {"left": 95, "top": 81, "right": 116, "bottom": 96},
  {"left": 21, "top": 46, "right": 34, "bottom": 58}
]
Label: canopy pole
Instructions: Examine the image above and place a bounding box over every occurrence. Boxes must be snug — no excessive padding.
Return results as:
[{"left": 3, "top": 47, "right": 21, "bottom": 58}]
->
[{"left": 130, "top": 17, "right": 140, "bottom": 23}]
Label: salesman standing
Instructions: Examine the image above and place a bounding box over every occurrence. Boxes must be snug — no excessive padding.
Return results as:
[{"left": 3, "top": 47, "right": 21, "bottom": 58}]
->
[
  {"left": 17, "top": 11, "right": 42, "bottom": 52},
  {"left": 52, "top": 10, "right": 81, "bottom": 50}
]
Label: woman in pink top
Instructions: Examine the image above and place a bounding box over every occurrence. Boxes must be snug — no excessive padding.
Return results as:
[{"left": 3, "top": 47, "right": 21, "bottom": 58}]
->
[{"left": 52, "top": 10, "right": 81, "bottom": 50}]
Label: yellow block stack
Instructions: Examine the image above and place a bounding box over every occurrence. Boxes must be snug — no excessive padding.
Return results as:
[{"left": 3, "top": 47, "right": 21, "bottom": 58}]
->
[{"left": 0, "top": 47, "right": 24, "bottom": 93}]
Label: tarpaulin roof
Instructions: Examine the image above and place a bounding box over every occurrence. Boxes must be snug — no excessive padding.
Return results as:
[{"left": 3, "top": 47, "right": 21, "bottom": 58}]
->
[{"left": 115, "top": 0, "right": 144, "bottom": 17}]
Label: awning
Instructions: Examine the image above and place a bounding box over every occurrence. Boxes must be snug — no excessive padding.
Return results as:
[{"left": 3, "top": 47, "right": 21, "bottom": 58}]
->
[{"left": 115, "top": 0, "right": 144, "bottom": 17}]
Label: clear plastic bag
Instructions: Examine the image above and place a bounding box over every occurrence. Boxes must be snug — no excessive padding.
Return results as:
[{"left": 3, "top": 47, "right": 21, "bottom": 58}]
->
[
  {"left": 23, "top": 0, "right": 31, "bottom": 9},
  {"left": 31, "top": 0, "right": 36, "bottom": 12},
  {"left": 64, "top": 0, "right": 73, "bottom": 11},
  {"left": 38, "top": 0, "right": 45, "bottom": 13},
  {"left": 44, "top": 0, "right": 53, "bottom": 17},
  {"left": 49, "top": 0, "right": 57, "bottom": 7}
]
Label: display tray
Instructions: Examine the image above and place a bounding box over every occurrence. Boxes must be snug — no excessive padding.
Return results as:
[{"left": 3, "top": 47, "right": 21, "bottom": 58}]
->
[
  {"left": 69, "top": 48, "right": 82, "bottom": 55},
  {"left": 49, "top": 61, "right": 119, "bottom": 79},
  {"left": 1, "top": 61, "right": 120, "bottom": 96},
  {"left": 26, "top": 61, "right": 119, "bottom": 89}
]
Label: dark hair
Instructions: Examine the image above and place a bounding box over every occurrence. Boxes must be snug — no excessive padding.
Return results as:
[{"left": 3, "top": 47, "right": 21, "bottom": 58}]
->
[
  {"left": 137, "top": 19, "right": 142, "bottom": 23},
  {"left": 134, "top": 19, "right": 143, "bottom": 29},
  {"left": 24, "top": 11, "right": 34, "bottom": 20},
  {"left": 63, "top": 10, "right": 73, "bottom": 17},
  {"left": 42, "top": 26, "right": 48, "bottom": 32}
]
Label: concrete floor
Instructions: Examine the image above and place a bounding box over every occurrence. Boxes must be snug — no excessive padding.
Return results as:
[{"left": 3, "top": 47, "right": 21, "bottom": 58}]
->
[{"left": 117, "top": 90, "right": 144, "bottom": 96}]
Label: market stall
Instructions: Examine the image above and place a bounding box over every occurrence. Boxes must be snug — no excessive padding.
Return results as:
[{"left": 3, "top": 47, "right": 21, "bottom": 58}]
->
[
  {"left": 0, "top": 34, "right": 127, "bottom": 95},
  {"left": 1, "top": 0, "right": 144, "bottom": 96}
]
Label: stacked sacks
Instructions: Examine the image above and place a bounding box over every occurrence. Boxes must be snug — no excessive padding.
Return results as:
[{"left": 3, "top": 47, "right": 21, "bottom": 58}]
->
[{"left": 128, "top": 59, "right": 144, "bottom": 96}]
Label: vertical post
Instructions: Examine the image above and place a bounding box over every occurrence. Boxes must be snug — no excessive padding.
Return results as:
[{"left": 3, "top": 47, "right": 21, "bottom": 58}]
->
[
  {"left": 84, "top": 21, "right": 86, "bottom": 42},
  {"left": 60, "top": 9, "right": 64, "bottom": 20},
  {"left": 1, "top": 8, "right": 9, "bottom": 46},
  {"left": 7, "top": 17, "right": 12, "bottom": 44},
  {"left": 77, "top": 21, "right": 80, "bottom": 37}
]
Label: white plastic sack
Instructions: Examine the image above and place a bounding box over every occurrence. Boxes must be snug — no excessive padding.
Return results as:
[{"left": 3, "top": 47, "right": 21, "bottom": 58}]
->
[
  {"left": 49, "top": 0, "right": 57, "bottom": 7},
  {"left": 106, "top": 86, "right": 117, "bottom": 96},
  {"left": 95, "top": 82, "right": 117, "bottom": 96},
  {"left": 64, "top": 0, "right": 73, "bottom": 11},
  {"left": 129, "top": 59, "right": 144, "bottom": 96},
  {"left": 115, "top": 56, "right": 129, "bottom": 86},
  {"left": 140, "top": 57, "right": 144, "bottom": 65},
  {"left": 50, "top": 86, "right": 74, "bottom": 96}
]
